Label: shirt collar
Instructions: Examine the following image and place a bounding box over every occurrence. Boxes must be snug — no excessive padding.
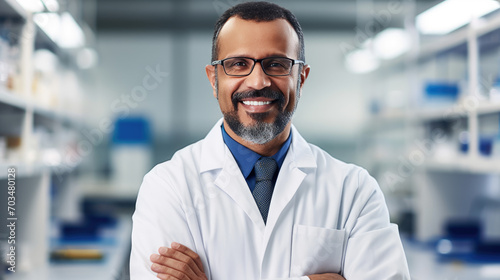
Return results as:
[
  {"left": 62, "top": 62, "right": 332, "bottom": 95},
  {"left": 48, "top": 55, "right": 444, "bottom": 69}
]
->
[{"left": 221, "top": 124, "right": 292, "bottom": 179}]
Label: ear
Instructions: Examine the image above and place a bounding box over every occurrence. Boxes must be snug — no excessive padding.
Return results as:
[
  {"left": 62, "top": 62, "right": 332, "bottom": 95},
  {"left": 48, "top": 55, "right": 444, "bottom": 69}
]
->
[
  {"left": 298, "top": 64, "right": 311, "bottom": 97},
  {"left": 205, "top": 64, "right": 217, "bottom": 99}
]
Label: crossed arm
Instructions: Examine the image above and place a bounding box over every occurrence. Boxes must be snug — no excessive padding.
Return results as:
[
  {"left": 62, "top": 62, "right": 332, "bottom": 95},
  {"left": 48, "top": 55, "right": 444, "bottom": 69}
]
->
[{"left": 149, "top": 242, "right": 346, "bottom": 280}]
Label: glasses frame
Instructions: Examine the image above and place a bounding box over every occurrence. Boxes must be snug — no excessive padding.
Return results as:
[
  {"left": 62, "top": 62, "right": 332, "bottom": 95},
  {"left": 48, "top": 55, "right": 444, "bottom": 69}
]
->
[{"left": 211, "top": 56, "right": 305, "bottom": 77}]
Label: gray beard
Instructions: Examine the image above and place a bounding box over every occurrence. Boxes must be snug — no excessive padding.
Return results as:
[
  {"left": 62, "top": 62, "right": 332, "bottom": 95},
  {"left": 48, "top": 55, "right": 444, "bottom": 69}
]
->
[{"left": 223, "top": 109, "right": 293, "bottom": 145}]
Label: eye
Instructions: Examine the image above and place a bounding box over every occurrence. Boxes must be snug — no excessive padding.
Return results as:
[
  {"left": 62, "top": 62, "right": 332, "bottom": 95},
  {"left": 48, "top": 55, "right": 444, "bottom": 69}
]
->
[
  {"left": 266, "top": 59, "right": 288, "bottom": 69},
  {"left": 227, "top": 59, "right": 250, "bottom": 68},
  {"left": 233, "top": 61, "right": 247, "bottom": 67}
]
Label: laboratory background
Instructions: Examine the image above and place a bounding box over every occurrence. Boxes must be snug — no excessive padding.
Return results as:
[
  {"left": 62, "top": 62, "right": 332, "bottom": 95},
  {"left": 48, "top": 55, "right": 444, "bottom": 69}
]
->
[{"left": 1, "top": 0, "right": 500, "bottom": 279}]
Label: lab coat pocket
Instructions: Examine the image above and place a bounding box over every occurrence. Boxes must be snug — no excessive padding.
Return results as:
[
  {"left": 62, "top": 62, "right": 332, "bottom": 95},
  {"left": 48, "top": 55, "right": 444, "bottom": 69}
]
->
[{"left": 290, "top": 225, "right": 345, "bottom": 277}]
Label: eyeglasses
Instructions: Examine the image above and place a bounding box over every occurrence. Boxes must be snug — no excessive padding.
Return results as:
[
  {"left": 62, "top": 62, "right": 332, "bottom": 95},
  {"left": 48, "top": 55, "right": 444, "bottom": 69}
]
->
[{"left": 211, "top": 57, "right": 305, "bottom": 77}]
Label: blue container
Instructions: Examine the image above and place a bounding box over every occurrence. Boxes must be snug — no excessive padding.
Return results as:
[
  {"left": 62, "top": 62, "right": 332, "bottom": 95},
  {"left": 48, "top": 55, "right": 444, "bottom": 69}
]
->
[
  {"left": 112, "top": 116, "right": 151, "bottom": 145},
  {"left": 460, "top": 137, "right": 494, "bottom": 156},
  {"left": 425, "top": 82, "right": 460, "bottom": 100}
]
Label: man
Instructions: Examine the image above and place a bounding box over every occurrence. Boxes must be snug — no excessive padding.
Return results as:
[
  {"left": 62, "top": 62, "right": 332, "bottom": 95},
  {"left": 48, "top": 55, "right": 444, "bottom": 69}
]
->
[{"left": 130, "top": 2, "right": 410, "bottom": 280}]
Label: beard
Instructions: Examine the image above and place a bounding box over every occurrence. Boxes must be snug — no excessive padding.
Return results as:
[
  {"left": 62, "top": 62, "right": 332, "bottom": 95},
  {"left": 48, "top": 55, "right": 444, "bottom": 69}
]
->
[{"left": 222, "top": 87, "right": 296, "bottom": 145}]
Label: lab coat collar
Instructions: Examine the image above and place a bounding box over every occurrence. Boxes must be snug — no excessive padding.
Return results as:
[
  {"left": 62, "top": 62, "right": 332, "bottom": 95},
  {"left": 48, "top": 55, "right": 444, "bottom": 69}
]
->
[
  {"left": 200, "top": 118, "right": 226, "bottom": 173},
  {"left": 288, "top": 124, "right": 317, "bottom": 170}
]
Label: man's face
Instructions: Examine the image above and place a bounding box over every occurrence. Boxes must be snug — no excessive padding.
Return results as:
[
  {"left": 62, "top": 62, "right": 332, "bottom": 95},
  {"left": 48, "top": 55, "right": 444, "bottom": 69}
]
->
[{"left": 206, "top": 17, "right": 309, "bottom": 145}]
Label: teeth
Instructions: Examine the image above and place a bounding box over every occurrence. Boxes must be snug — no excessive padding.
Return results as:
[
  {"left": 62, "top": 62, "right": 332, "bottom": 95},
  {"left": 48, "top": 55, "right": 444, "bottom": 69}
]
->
[{"left": 242, "top": 101, "right": 272, "bottom": 106}]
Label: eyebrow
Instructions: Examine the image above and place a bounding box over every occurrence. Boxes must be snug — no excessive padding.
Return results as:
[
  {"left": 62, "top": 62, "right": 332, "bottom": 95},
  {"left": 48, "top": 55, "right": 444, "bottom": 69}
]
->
[{"left": 223, "top": 53, "right": 289, "bottom": 59}]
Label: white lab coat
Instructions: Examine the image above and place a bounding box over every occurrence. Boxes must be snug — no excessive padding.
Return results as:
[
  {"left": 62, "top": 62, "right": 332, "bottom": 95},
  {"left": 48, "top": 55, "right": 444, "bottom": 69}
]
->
[{"left": 130, "top": 119, "right": 410, "bottom": 280}]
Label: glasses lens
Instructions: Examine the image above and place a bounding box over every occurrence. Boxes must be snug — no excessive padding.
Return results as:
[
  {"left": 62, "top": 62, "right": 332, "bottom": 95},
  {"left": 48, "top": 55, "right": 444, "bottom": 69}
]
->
[
  {"left": 262, "top": 58, "right": 293, "bottom": 76},
  {"left": 222, "top": 58, "right": 254, "bottom": 76}
]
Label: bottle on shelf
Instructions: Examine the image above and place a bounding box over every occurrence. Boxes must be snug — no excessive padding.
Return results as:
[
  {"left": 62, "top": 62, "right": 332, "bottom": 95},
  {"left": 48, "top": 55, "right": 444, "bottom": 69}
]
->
[{"left": 423, "top": 81, "right": 460, "bottom": 108}]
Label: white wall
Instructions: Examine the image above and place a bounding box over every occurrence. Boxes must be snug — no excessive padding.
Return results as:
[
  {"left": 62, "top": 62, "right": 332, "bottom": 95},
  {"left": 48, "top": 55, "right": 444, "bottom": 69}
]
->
[
  {"left": 294, "top": 32, "right": 368, "bottom": 142},
  {"left": 185, "top": 32, "right": 224, "bottom": 136},
  {"left": 83, "top": 32, "right": 175, "bottom": 139}
]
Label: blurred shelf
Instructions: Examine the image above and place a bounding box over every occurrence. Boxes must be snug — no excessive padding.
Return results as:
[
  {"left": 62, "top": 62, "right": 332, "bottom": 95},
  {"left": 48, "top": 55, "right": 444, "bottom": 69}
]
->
[
  {"left": 79, "top": 175, "right": 141, "bottom": 200},
  {"left": 0, "top": 160, "right": 79, "bottom": 180},
  {"left": 0, "top": 89, "right": 27, "bottom": 111},
  {"left": 415, "top": 105, "right": 468, "bottom": 122},
  {"left": 372, "top": 101, "right": 500, "bottom": 125},
  {"left": 0, "top": 161, "right": 44, "bottom": 179},
  {"left": 421, "top": 101, "right": 500, "bottom": 119},
  {"left": 33, "top": 104, "right": 84, "bottom": 128},
  {"left": 0, "top": 89, "right": 84, "bottom": 128},
  {"left": 371, "top": 109, "right": 408, "bottom": 124},
  {"left": 371, "top": 106, "right": 464, "bottom": 124},
  {"left": 5, "top": 216, "right": 132, "bottom": 280},
  {"left": 0, "top": 0, "right": 59, "bottom": 52},
  {"left": 424, "top": 156, "right": 500, "bottom": 174},
  {"left": 476, "top": 101, "right": 500, "bottom": 115},
  {"left": 367, "top": 154, "right": 500, "bottom": 174}
]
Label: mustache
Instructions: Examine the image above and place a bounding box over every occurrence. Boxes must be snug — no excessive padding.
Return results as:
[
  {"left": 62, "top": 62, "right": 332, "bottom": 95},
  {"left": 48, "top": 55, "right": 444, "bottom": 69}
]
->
[{"left": 231, "top": 88, "right": 285, "bottom": 111}]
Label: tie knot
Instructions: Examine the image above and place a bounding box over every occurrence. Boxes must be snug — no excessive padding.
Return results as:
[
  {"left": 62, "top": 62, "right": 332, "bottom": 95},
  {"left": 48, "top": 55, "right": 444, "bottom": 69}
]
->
[{"left": 254, "top": 157, "right": 278, "bottom": 182}]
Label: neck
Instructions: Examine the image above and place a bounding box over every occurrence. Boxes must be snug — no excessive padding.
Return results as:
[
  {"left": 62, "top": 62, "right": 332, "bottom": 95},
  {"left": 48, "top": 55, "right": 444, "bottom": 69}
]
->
[{"left": 223, "top": 120, "right": 291, "bottom": 157}]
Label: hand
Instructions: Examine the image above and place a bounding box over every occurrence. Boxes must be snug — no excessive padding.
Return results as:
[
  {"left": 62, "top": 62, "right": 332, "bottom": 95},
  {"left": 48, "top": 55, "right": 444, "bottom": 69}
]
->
[
  {"left": 308, "top": 273, "right": 346, "bottom": 280},
  {"left": 150, "top": 242, "right": 208, "bottom": 280}
]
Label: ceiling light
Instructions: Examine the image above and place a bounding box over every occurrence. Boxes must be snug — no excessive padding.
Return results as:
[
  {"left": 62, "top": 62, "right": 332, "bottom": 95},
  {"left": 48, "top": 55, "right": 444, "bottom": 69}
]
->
[
  {"left": 34, "top": 12, "right": 85, "bottom": 49},
  {"left": 58, "top": 12, "right": 85, "bottom": 49},
  {"left": 16, "top": 0, "right": 44, "bottom": 12},
  {"left": 373, "top": 28, "right": 411, "bottom": 60},
  {"left": 33, "top": 12, "right": 60, "bottom": 43},
  {"left": 345, "top": 49, "right": 380, "bottom": 74},
  {"left": 76, "top": 48, "right": 98, "bottom": 69},
  {"left": 416, "top": 0, "right": 500, "bottom": 35}
]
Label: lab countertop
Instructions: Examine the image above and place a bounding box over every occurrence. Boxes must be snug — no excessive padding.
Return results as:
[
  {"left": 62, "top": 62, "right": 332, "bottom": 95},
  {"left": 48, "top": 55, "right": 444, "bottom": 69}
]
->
[
  {"left": 403, "top": 238, "right": 500, "bottom": 280},
  {"left": 6, "top": 216, "right": 132, "bottom": 280}
]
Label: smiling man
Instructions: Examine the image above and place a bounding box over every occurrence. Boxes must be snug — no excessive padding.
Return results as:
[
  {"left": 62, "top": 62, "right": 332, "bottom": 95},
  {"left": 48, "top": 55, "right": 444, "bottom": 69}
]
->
[{"left": 130, "top": 2, "right": 410, "bottom": 280}]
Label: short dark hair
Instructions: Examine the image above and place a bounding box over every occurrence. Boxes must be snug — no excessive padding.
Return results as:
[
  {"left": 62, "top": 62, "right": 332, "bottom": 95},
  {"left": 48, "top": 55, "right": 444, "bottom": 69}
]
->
[{"left": 211, "top": 1, "right": 305, "bottom": 62}]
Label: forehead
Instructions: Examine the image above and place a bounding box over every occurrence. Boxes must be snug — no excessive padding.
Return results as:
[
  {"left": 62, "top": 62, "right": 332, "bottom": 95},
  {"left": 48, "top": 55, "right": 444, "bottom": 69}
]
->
[{"left": 217, "top": 16, "right": 299, "bottom": 59}]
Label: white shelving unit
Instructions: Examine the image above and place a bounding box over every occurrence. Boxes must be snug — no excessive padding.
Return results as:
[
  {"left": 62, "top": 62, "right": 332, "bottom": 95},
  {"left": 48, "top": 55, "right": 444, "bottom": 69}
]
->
[
  {"left": 366, "top": 9, "right": 500, "bottom": 244},
  {"left": 0, "top": 0, "right": 88, "bottom": 277}
]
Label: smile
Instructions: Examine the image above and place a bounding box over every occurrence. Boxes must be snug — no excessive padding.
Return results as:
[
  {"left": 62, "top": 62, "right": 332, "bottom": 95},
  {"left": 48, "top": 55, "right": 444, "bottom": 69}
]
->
[{"left": 242, "top": 100, "right": 273, "bottom": 106}]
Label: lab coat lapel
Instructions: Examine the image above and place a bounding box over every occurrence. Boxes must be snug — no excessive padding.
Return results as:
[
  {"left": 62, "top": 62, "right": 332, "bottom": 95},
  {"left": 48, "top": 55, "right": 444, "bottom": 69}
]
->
[
  {"left": 215, "top": 152, "right": 266, "bottom": 231},
  {"left": 263, "top": 125, "right": 317, "bottom": 247},
  {"left": 200, "top": 119, "right": 266, "bottom": 231}
]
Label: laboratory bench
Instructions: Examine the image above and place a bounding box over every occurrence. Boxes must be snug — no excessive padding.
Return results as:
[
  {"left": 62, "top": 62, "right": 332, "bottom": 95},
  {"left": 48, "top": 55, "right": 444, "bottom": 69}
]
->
[
  {"left": 5, "top": 215, "right": 132, "bottom": 280},
  {"left": 404, "top": 238, "right": 500, "bottom": 280}
]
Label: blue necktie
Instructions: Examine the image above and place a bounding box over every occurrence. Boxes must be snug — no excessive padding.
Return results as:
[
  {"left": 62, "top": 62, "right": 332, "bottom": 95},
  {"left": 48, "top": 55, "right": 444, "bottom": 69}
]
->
[{"left": 253, "top": 157, "right": 277, "bottom": 224}]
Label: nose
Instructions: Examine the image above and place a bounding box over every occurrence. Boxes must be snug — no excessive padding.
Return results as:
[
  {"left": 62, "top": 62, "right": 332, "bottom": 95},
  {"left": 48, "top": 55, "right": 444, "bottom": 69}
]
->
[{"left": 244, "top": 62, "right": 271, "bottom": 90}]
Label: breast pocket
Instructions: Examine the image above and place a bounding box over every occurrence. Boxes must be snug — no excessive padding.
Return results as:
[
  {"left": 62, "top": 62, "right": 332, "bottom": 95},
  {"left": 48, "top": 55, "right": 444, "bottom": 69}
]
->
[{"left": 290, "top": 224, "right": 346, "bottom": 277}]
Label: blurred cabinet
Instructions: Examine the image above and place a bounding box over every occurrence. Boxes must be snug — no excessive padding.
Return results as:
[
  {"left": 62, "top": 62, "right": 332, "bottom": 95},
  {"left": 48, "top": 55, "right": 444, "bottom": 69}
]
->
[{"left": 365, "top": 10, "right": 500, "bottom": 242}]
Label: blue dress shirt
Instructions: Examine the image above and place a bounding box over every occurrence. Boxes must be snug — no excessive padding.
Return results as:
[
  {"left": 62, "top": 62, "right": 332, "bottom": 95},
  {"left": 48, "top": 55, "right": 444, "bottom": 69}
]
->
[{"left": 221, "top": 124, "right": 292, "bottom": 192}]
